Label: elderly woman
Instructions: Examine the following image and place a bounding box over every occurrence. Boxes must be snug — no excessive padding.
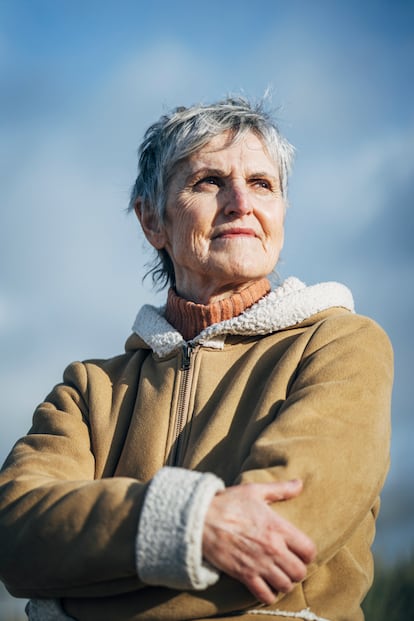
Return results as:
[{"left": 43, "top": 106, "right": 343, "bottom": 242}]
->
[{"left": 0, "top": 97, "right": 393, "bottom": 621}]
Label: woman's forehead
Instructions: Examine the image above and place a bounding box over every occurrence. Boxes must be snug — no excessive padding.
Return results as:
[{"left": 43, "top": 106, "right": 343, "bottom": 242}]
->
[
  {"left": 193, "top": 130, "right": 267, "bottom": 156},
  {"left": 182, "top": 131, "right": 277, "bottom": 172}
]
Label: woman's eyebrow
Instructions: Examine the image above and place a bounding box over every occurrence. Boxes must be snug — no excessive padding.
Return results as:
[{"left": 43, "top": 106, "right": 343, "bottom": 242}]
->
[{"left": 247, "top": 171, "right": 279, "bottom": 181}]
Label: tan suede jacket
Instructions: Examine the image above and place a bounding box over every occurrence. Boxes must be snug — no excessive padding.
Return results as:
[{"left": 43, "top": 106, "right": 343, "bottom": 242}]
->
[{"left": 0, "top": 278, "right": 393, "bottom": 621}]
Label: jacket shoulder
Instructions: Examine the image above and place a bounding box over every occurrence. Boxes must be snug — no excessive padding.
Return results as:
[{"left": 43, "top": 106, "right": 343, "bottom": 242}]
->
[
  {"left": 299, "top": 308, "right": 394, "bottom": 366},
  {"left": 48, "top": 348, "right": 148, "bottom": 403}
]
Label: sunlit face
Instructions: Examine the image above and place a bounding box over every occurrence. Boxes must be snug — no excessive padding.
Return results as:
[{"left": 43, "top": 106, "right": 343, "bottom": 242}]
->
[{"left": 144, "top": 131, "right": 285, "bottom": 303}]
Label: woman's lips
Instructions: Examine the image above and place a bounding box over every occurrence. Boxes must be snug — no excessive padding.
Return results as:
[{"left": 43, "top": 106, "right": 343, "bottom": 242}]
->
[{"left": 214, "top": 228, "right": 257, "bottom": 239}]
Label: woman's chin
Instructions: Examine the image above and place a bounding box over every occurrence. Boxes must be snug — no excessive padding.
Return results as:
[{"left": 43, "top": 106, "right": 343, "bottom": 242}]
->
[{"left": 211, "top": 257, "right": 276, "bottom": 284}]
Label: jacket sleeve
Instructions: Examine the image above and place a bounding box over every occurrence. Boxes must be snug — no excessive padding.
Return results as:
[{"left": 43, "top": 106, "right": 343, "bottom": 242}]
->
[
  {"left": 236, "top": 313, "right": 393, "bottom": 568},
  {"left": 0, "top": 361, "right": 224, "bottom": 600},
  {"left": 0, "top": 361, "right": 148, "bottom": 598}
]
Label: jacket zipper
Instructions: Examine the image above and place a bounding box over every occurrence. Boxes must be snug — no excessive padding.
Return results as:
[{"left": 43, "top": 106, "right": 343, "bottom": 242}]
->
[{"left": 170, "top": 343, "right": 196, "bottom": 466}]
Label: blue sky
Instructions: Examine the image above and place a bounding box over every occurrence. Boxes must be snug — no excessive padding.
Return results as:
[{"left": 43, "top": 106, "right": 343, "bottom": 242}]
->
[{"left": 1, "top": 0, "right": 413, "bottom": 582}]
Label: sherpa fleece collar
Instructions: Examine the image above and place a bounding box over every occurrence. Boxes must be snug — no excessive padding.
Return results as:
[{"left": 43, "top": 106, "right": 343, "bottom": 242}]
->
[{"left": 132, "top": 277, "right": 354, "bottom": 359}]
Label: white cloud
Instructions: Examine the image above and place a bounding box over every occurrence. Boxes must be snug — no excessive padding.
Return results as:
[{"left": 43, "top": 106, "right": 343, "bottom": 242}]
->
[{"left": 293, "top": 123, "right": 414, "bottom": 234}]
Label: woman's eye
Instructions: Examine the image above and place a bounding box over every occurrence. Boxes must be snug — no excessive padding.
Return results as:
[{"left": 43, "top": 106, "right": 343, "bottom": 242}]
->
[
  {"left": 252, "top": 179, "right": 271, "bottom": 190},
  {"left": 195, "top": 176, "right": 220, "bottom": 189}
]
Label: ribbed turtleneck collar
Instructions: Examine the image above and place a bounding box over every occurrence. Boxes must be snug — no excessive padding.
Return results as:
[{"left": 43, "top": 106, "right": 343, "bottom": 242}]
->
[{"left": 164, "top": 278, "right": 271, "bottom": 341}]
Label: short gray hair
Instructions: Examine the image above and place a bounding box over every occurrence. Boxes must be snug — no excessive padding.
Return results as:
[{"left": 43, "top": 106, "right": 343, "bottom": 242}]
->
[{"left": 129, "top": 95, "right": 294, "bottom": 289}]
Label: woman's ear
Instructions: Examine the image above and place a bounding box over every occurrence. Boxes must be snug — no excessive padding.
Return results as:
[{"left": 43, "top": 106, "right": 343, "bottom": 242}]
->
[{"left": 134, "top": 198, "right": 167, "bottom": 250}]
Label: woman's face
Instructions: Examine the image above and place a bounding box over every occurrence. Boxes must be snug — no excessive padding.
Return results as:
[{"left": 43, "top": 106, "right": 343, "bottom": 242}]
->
[{"left": 147, "top": 131, "right": 285, "bottom": 303}]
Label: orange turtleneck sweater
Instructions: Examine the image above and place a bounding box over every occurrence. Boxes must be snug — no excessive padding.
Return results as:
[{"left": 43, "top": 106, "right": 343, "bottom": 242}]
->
[{"left": 164, "top": 278, "right": 271, "bottom": 341}]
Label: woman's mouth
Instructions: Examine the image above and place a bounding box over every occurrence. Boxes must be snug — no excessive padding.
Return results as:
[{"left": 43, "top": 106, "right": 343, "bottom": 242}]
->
[{"left": 214, "top": 228, "right": 257, "bottom": 239}]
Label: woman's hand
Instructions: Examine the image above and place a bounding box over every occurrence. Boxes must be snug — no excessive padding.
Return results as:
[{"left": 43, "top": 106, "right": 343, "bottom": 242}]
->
[{"left": 202, "top": 480, "right": 316, "bottom": 605}]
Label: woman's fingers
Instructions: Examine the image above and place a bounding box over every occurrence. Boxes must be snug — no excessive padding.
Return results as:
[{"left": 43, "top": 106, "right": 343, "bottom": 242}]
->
[
  {"left": 267, "top": 511, "right": 316, "bottom": 564},
  {"left": 261, "top": 479, "right": 303, "bottom": 502},
  {"left": 202, "top": 481, "right": 316, "bottom": 603},
  {"left": 246, "top": 574, "right": 282, "bottom": 605},
  {"left": 267, "top": 540, "right": 308, "bottom": 583}
]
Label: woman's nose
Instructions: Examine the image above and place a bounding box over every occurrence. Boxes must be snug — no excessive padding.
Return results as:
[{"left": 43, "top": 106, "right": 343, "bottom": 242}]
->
[{"left": 223, "top": 183, "right": 252, "bottom": 216}]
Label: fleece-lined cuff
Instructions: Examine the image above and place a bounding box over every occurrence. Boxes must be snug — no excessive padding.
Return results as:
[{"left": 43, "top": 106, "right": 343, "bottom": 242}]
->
[{"left": 136, "top": 467, "right": 225, "bottom": 590}]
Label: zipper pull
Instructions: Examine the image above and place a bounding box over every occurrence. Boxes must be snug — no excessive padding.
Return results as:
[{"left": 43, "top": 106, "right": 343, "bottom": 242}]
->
[{"left": 181, "top": 343, "right": 192, "bottom": 370}]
